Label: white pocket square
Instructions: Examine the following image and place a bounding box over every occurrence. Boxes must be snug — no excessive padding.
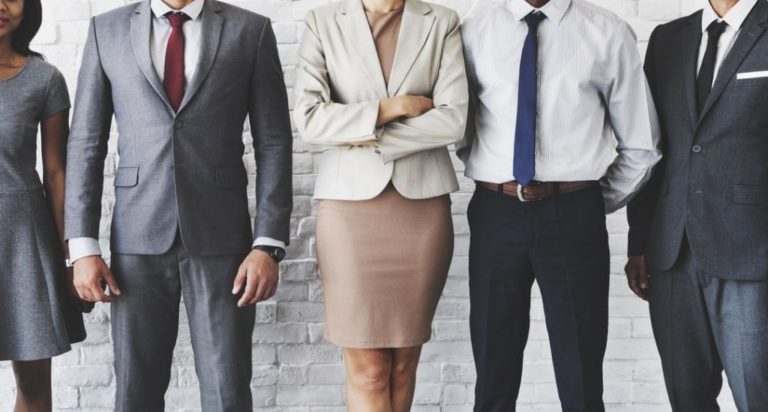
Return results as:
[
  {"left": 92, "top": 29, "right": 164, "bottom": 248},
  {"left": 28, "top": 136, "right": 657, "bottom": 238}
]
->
[{"left": 736, "top": 71, "right": 768, "bottom": 80}]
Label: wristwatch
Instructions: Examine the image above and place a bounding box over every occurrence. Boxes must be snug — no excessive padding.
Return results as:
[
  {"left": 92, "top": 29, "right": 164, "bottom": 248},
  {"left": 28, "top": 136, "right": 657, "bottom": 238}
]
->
[{"left": 253, "top": 246, "right": 286, "bottom": 263}]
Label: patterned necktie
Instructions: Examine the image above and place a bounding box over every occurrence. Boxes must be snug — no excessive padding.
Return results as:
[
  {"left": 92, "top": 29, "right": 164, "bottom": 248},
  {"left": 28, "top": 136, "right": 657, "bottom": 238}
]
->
[
  {"left": 696, "top": 20, "right": 727, "bottom": 116},
  {"left": 514, "top": 11, "right": 546, "bottom": 187},
  {"left": 164, "top": 12, "right": 190, "bottom": 112}
]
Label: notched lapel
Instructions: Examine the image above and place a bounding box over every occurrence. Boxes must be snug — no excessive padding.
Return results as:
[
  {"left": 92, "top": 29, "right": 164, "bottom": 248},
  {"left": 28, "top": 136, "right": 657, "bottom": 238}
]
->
[
  {"left": 387, "top": 0, "right": 435, "bottom": 96},
  {"left": 130, "top": 1, "right": 174, "bottom": 111},
  {"left": 336, "top": 0, "right": 388, "bottom": 99},
  {"left": 177, "top": 0, "right": 224, "bottom": 114},
  {"left": 698, "top": 1, "right": 768, "bottom": 125}
]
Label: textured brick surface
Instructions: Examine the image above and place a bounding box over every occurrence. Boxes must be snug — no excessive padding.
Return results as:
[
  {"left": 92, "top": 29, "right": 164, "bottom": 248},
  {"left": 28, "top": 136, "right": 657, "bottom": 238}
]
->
[{"left": 0, "top": 0, "right": 739, "bottom": 410}]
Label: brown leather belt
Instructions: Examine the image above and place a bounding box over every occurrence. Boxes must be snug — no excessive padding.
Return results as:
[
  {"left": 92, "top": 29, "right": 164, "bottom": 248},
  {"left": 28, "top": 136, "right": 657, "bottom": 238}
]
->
[{"left": 477, "top": 181, "right": 595, "bottom": 202}]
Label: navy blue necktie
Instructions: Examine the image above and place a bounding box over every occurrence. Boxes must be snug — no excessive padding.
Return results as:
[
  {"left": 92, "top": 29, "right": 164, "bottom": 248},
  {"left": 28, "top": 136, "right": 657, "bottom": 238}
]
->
[{"left": 514, "top": 11, "right": 546, "bottom": 187}]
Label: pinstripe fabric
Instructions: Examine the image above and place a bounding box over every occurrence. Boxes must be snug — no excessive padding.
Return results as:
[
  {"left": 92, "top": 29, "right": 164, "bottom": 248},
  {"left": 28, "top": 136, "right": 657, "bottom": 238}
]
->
[{"left": 461, "top": 0, "right": 662, "bottom": 212}]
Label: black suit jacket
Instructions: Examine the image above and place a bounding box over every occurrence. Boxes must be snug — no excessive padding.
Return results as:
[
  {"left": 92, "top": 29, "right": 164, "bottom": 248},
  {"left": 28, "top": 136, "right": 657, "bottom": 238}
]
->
[{"left": 628, "top": 0, "right": 768, "bottom": 280}]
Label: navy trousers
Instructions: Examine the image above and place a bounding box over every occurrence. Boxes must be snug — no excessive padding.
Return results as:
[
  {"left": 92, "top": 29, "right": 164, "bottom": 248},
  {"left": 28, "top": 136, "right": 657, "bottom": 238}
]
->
[{"left": 468, "top": 183, "right": 609, "bottom": 412}]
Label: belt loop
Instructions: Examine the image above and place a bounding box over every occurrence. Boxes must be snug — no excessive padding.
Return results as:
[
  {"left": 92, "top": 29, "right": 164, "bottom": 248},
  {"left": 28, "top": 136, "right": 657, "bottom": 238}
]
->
[
  {"left": 497, "top": 184, "right": 503, "bottom": 194},
  {"left": 554, "top": 183, "right": 561, "bottom": 197}
]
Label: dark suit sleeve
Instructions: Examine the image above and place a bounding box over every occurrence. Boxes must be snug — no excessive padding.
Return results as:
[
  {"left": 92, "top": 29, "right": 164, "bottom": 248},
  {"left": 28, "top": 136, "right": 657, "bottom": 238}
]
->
[
  {"left": 627, "top": 27, "right": 665, "bottom": 257},
  {"left": 64, "top": 17, "right": 114, "bottom": 241},
  {"left": 249, "top": 19, "right": 294, "bottom": 245}
]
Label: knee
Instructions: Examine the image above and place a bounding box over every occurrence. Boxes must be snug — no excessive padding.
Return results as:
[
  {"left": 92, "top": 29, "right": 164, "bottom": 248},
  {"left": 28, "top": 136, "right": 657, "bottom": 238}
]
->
[
  {"left": 390, "top": 357, "right": 418, "bottom": 389},
  {"left": 348, "top": 361, "right": 392, "bottom": 395}
]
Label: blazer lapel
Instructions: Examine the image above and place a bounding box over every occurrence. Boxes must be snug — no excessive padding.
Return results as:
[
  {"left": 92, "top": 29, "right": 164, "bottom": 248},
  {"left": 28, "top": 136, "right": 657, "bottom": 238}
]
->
[
  {"left": 387, "top": 0, "right": 435, "bottom": 96},
  {"left": 698, "top": 0, "right": 768, "bottom": 126},
  {"left": 681, "top": 13, "right": 702, "bottom": 131},
  {"left": 177, "top": 0, "right": 224, "bottom": 114},
  {"left": 336, "top": 0, "right": 388, "bottom": 99},
  {"left": 130, "top": 0, "right": 174, "bottom": 111}
]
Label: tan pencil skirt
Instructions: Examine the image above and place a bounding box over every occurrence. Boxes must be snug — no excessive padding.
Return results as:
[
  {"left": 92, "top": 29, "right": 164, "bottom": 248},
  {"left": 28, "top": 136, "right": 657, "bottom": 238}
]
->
[{"left": 316, "top": 185, "right": 454, "bottom": 348}]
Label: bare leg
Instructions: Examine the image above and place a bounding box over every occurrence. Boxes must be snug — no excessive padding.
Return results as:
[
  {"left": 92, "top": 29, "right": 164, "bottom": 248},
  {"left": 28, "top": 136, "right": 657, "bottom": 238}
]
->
[
  {"left": 390, "top": 346, "right": 422, "bottom": 412},
  {"left": 12, "top": 359, "right": 52, "bottom": 412},
  {"left": 343, "top": 348, "right": 393, "bottom": 412}
]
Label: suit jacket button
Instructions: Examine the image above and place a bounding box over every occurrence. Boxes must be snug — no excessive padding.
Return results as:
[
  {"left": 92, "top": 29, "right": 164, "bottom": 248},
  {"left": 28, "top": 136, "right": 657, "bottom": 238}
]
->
[
  {"left": 174, "top": 121, "right": 184, "bottom": 129},
  {"left": 692, "top": 144, "right": 702, "bottom": 153}
]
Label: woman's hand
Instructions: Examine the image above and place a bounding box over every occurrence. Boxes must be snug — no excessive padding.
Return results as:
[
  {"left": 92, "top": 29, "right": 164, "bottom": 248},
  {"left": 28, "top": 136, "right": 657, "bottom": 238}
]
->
[
  {"left": 397, "top": 95, "right": 434, "bottom": 118},
  {"left": 377, "top": 95, "right": 434, "bottom": 126}
]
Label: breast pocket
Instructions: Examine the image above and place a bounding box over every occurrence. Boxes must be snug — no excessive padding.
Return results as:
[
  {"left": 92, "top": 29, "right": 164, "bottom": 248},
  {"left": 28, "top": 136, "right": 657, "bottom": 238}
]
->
[{"left": 734, "top": 70, "right": 768, "bottom": 88}]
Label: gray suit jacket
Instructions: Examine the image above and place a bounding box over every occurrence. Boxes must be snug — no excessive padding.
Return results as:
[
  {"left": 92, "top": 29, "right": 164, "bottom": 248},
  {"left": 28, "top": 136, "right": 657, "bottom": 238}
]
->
[
  {"left": 65, "top": 0, "right": 293, "bottom": 256},
  {"left": 628, "top": 0, "right": 768, "bottom": 280}
]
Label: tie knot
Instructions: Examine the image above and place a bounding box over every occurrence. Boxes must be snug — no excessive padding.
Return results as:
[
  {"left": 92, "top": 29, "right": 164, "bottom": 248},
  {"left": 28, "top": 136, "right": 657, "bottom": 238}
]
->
[
  {"left": 524, "top": 11, "right": 546, "bottom": 29},
  {"left": 707, "top": 20, "right": 727, "bottom": 39},
  {"left": 166, "top": 12, "right": 190, "bottom": 28}
]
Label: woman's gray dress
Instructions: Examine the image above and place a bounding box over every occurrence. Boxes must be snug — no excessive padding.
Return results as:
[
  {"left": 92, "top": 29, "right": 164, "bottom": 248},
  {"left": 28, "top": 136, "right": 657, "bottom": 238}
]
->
[{"left": 0, "top": 56, "right": 86, "bottom": 361}]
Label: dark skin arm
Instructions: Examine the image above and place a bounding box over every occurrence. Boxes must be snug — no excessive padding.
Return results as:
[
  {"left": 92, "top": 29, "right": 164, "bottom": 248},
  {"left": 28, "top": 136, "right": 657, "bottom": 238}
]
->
[{"left": 40, "top": 110, "right": 77, "bottom": 298}]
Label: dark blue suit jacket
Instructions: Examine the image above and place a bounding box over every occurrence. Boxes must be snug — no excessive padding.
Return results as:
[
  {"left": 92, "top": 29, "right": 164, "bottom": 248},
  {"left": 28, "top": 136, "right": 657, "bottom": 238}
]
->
[{"left": 628, "top": 0, "right": 768, "bottom": 280}]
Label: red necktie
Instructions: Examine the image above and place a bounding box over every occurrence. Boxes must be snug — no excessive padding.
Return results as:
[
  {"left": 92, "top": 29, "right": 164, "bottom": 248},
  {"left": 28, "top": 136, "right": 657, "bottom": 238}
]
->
[{"left": 164, "top": 12, "right": 190, "bottom": 112}]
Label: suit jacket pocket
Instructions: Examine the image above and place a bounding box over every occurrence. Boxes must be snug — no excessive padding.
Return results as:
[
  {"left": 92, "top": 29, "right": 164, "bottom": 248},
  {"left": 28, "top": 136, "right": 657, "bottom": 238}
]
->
[
  {"left": 733, "top": 185, "right": 768, "bottom": 205},
  {"left": 114, "top": 167, "right": 139, "bottom": 187},
  {"left": 216, "top": 166, "right": 248, "bottom": 189}
]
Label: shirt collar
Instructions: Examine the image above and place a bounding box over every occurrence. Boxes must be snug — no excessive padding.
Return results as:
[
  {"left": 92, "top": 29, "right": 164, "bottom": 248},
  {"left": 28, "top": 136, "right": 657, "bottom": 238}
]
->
[
  {"left": 506, "top": 0, "right": 571, "bottom": 25},
  {"left": 701, "top": 0, "right": 757, "bottom": 33},
  {"left": 151, "top": 0, "right": 205, "bottom": 21}
]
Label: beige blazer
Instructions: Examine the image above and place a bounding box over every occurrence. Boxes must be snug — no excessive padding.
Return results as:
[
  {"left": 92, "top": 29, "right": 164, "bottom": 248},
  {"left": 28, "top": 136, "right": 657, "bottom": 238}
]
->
[{"left": 294, "top": 0, "right": 469, "bottom": 200}]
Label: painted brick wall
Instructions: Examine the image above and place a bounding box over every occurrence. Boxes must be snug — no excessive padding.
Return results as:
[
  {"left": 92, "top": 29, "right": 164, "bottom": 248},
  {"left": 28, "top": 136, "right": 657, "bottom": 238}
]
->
[{"left": 0, "top": 0, "right": 739, "bottom": 411}]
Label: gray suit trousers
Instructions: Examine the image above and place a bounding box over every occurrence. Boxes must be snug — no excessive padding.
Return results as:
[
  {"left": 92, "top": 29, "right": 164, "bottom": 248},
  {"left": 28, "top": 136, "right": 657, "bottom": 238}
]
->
[
  {"left": 110, "top": 237, "right": 255, "bottom": 412},
  {"left": 649, "top": 238, "right": 768, "bottom": 412}
]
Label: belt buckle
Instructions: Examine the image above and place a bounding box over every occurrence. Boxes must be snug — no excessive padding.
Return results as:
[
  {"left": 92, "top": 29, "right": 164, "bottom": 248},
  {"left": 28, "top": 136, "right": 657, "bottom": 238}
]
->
[{"left": 517, "top": 184, "right": 531, "bottom": 202}]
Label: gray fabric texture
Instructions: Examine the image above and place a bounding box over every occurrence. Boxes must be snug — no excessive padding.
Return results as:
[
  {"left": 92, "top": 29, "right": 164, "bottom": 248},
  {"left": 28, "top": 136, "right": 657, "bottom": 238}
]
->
[
  {"left": 110, "top": 237, "right": 255, "bottom": 411},
  {"left": 649, "top": 241, "right": 768, "bottom": 412},
  {"left": 0, "top": 56, "right": 86, "bottom": 361},
  {"left": 628, "top": 0, "right": 768, "bottom": 280},
  {"left": 65, "top": 0, "right": 294, "bottom": 256}
]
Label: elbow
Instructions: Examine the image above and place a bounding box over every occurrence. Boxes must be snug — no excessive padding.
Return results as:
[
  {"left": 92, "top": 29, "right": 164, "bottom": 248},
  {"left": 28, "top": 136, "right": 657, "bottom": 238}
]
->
[
  {"left": 293, "top": 106, "right": 318, "bottom": 144},
  {"left": 442, "top": 104, "right": 469, "bottom": 144}
]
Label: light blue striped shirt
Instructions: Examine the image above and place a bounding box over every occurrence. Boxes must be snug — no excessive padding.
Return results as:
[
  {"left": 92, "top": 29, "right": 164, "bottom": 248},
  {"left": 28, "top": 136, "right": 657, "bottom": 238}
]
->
[{"left": 461, "top": 0, "right": 662, "bottom": 213}]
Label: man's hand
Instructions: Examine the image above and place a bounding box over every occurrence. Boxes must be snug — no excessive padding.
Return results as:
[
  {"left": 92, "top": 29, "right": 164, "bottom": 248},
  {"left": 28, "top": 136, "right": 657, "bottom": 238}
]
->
[
  {"left": 625, "top": 255, "right": 649, "bottom": 301},
  {"left": 73, "top": 256, "right": 121, "bottom": 303},
  {"left": 232, "top": 249, "right": 279, "bottom": 307}
]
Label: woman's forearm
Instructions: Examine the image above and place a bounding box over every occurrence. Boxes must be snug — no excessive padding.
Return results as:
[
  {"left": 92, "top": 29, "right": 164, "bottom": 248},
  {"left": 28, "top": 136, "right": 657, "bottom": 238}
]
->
[{"left": 44, "top": 171, "right": 68, "bottom": 258}]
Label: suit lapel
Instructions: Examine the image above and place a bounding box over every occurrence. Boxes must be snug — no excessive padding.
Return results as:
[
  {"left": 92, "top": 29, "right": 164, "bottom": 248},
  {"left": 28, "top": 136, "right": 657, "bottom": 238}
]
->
[
  {"left": 336, "top": 0, "right": 388, "bottom": 99},
  {"left": 130, "top": 0, "right": 174, "bottom": 111},
  {"left": 177, "top": 0, "right": 224, "bottom": 114},
  {"left": 681, "top": 13, "right": 702, "bottom": 131},
  {"left": 387, "top": 0, "right": 435, "bottom": 96},
  {"left": 698, "top": 0, "right": 768, "bottom": 126}
]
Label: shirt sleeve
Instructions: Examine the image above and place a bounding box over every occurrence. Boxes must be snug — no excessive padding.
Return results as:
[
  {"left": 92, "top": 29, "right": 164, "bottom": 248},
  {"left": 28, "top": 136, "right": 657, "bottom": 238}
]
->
[
  {"left": 68, "top": 237, "right": 102, "bottom": 262},
  {"left": 253, "top": 237, "right": 286, "bottom": 250},
  {"left": 42, "top": 68, "right": 72, "bottom": 120},
  {"left": 599, "top": 22, "right": 662, "bottom": 213}
]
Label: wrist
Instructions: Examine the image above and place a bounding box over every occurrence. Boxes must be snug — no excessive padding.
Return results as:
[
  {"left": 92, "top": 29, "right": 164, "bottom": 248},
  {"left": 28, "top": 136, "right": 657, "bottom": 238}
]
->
[{"left": 253, "top": 245, "right": 286, "bottom": 263}]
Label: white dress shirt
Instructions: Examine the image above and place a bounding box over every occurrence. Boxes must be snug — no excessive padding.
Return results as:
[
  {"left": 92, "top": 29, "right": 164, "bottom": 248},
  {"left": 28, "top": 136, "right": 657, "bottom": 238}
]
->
[
  {"left": 461, "top": 0, "right": 662, "bottom": 213},
  {"left": 698, "top": 0, "right": 757, "bottom": 78},
  {"left": 69, "top": 0, "right": 284, "bottom": 263}
]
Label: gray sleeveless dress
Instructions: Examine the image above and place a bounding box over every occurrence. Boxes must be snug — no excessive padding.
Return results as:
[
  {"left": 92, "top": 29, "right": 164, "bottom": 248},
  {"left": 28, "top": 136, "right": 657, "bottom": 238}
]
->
[{"left": 0, "top": 56, "right": 86, "bottom": 361}]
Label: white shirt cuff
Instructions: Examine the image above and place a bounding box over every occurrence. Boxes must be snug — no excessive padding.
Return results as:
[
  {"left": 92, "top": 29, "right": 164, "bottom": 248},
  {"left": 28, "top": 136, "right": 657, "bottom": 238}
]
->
[
  {"left": 68, "top": 237, "right": 102, "bottom": 262},
  {"left": 253, "top": 237, "right": 286, "bottom": 250}
]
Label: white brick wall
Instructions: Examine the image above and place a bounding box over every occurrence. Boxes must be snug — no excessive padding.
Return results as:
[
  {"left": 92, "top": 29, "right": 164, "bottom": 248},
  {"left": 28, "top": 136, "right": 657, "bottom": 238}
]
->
[{"left": 0, "top": 0, "right": 740, "bottom": 410}]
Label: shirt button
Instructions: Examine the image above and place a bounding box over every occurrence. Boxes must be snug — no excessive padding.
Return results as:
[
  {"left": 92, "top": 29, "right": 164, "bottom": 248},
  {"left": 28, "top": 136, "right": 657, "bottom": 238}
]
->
[{"left": 692, "top": 145, "right": 702, "bottom": 153}]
